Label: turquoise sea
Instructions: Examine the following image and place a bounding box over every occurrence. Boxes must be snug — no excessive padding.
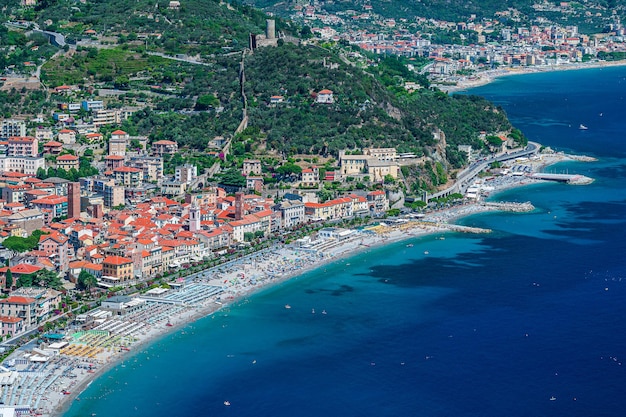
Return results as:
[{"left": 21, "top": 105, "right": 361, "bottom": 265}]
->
[{"left": 63, "top": 66, "right": 626, "bottom": 417}]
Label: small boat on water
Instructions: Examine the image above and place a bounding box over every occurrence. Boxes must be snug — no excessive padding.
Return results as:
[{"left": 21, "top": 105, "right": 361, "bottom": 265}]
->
[
  {"left": 406, "top": 244, "right": 413, "bottom": 248},
  {"left": 321, "top": 310, "right": 327, "bottom": 315},
  {"left": 312, "top": 308, "right": 315, "bottom": 314},
  {"left": 224, "top": 401, "right": 231, "bottom": 406},
  {"left": 285, "top": 304, "right": 291, "bottom": 309},
  {"left": 424, "top": 251, "right": 429, "bottom": 255},
  {"left": 550, "top": 396, "right": 557, "bottom": 401},
  {"left": 579, "top": 124, "right": 588, "bottom": 130}
]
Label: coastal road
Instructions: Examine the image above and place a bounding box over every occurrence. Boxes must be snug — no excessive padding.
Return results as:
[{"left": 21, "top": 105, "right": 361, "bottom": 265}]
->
[{"left": 428, "top": 141, "right": 540, "bottom": 200}]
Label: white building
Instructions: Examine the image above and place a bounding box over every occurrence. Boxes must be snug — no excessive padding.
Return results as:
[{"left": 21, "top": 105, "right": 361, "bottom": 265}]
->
[
  {"left": 1, "top": 119, "right": 26, "bottom": 138},
  {"left": 316, "top": 89, "right": 334, "bottom": 104},
  {"left": 175, "top": 164, "right": 198, "bottom": 184}
]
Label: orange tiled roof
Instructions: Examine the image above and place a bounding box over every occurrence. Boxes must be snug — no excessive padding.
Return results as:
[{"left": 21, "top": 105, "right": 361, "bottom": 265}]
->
[{"left": 103, "top": 255, "right": 132, "bottom": 265}]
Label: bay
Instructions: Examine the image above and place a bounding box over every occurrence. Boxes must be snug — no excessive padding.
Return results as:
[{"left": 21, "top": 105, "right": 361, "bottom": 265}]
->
[{"left": 63, "top": 65, "right": 626, "bottom": 417}]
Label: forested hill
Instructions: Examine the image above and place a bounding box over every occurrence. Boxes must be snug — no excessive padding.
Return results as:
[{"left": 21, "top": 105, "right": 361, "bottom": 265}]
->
[
  {"left": 243, "top": 44, "right": 513, "bottom": 166},
  {"left": 248, "top": 0, "right": 625, "bottom": 32},
  {"left": 3, "top": 0, "right": 521, "bottom": 187},
  {"left": 0, "top": 0, "right": 293, "bottom": 55}
]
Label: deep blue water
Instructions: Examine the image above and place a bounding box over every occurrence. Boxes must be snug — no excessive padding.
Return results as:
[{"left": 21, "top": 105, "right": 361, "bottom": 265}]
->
[{"left": 64, "top": 66, "right": 626, "bottom": 417}]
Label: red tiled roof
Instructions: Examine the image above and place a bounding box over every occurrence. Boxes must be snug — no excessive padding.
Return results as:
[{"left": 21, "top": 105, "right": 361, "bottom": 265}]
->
[
  {"left": 0, "top": 316, "right": 22, "bottom": 323},
  {"left": 57, "top": 154, "right": 79, "bottom": 161},
  {"left": 114, "top": 166, "right": 142, "bottom": 173},
  {"left": 0, "top": 295, "right": 36, "bottom": 305},
  {"left": 8, "top": 136, "right": 36, "bottom": 143},
  {"left": 32, "top": 196, "right": 67, "bottom": 206},
  {"left": 103, "top": 255, "right": 132, "bottom": 266},
  {"left": 0, "top": 264, "right": 42, "bottom": 275}
]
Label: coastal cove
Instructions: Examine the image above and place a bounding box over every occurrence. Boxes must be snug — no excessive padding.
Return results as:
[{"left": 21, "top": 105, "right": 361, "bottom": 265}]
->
[{"left": 53, "top": 66, "right": 626, "bottom": 416}]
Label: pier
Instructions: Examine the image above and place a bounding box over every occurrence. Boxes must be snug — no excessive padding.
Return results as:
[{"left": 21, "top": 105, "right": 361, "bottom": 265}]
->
[
  {"left": 530, "top": 173, "right": 593, "bottom": 184},
  {"left": 480, "top": 201, "right": 535, "bottom": 212}
]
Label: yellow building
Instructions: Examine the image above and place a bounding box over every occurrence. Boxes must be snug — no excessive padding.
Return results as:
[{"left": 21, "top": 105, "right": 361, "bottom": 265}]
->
[{"left": 102, "top": 255, "right": 134, "bottom": 283}]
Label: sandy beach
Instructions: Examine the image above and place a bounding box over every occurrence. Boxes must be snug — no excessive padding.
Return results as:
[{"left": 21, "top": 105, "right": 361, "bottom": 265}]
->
[
  {"left": 0, "top": 150, "right": 593, "bottom": 417},
  {"left": 439, "top": 59, "right": 626, "bottom": 93}
]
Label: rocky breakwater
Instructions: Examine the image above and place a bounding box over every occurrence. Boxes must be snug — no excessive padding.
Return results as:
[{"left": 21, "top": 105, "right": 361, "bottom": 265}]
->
[{"left": 480, "top": 201, "right": 535, "bottom": 212}]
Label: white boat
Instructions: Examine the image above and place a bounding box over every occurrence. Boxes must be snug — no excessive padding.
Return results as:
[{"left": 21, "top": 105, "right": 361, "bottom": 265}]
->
[
  {"left": 224, "top": 401, "right": 231, "bottom": 406},
  {"left": 321, "top": 310, "right": 327, "bottom": 315},
  {"left": 579, "top": 124, "right": 588, "bottom": 130},
  {"left": 312, "top": 308, "right": 315, "bottom": 314},
  {"left": 549, "top": 396, "right": 556, "bottom": 401},
  {"left": 285, "top": 304, "right": 291, "bottom": 309}
]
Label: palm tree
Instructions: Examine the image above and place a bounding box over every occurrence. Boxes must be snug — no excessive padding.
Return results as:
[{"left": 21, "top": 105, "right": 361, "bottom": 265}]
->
[{"left": 77, "top": 271, "right": 98, "bottom": 292}]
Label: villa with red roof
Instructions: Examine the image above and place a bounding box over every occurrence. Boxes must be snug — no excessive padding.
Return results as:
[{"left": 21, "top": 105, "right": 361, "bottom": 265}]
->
[
  {"left": 43, "top": 141, "right": 63, "bottom": 155},
  {"left": 57, "top": 129, "right": 76, "bottom": 144},
  {"left": 152, "top": 140, "right": 178, "bottom": 156},
  {"left": 56, "top": 154, "right": 79, "bottom": 171},
  {"left": 316, "top": 89, "right": 334, "bottom": 104}
]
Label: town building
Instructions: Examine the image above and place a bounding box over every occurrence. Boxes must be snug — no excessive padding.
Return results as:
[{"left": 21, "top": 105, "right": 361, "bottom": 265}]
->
[
  {"left": 1, "top": 119, "right": 26, "bottom": 139},
  {"left": 109, "top": 131, "right": 128, "bottom": 156},
  {"left": 104, "top": 155, "right": 125, "bottom": 171},
  {"left": 6, "top": 209, "right": 44, "bottom": 234},
  {"left": 103, "top": 184, "right": 125, "bottom": 208},
  {"left": 43, "top": 141, "right": 63, "bottom": 155},
  {"left": 152, "top": 140, "right": 178, "bottom": 156},
  {"left": 92, "top": 109, "right": 122, "bottom": 127},
  {"left": 175, "top": 164, "right": 198, "bottom": 184},
  {"left": 300, "top": 167, "right": 319, "bottom": 187},
  {"left": 0, "top": 156, "right": 45, "bottom": 175},
  {"left": 242, "top": 159, "right": 262, "bottom": 176},
  {"left": 316, "top": 89, "right": 334, "bottom": 104},
  {"left": 31, "top": 195, "right": 68, "bottom": 221},
  {"left": 113, "top": 166, "right": 143, "bottom": 188},
  {"left": 56, "top": 154, "right": 80, "bottom": 171},
  {"left": 127, "top": 156, "right": 163, "bottom": 182},
  {"left": 81, "top": 100, "right": 104, "bottom": 112},
  {"left": 39, "top": 231, "right": 69, "bottom": 272},
  {"left": 8, "top": 136, "right": 38, "bottom": 157},
  {"left": 101, "top": 255, "right": 134, "bottom": 286},
  {"left": 57, "top": 129, "right": 76, "bottom": 144},
  {"left": 0, "top": 296, "right": 37, "bottom": 330},
  {"left": 274, "top": 200, "right": 306, "bottom": 228}
]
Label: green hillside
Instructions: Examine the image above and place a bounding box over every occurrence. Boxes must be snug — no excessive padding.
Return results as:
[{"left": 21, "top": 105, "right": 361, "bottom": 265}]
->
[
  {"left": 248, "top": 0, "right": 625, "bottom": 33},
  {"left": 244, "top": 44, "right": 511, "bottom": 161},
  {"left": 1, "top": 0, "right": 292, "bottom": 55},
  {"left": 2, "top": 0, "right": 524, "bottom": 193}
]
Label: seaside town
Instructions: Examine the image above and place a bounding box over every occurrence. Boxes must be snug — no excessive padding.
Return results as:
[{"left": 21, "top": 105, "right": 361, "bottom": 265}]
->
[
  {"left": 290, "top": 1, "right": 626, "bottom": 87},
  {"left": 0, "top": 0, "right": 610, "bottom": 415},
  {"left": 0, "top": 113, "right": 593, "bottom": 416}
]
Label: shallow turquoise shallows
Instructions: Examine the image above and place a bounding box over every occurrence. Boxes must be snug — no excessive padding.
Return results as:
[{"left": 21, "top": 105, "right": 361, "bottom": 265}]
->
[{"left": 64, "top": 66, "right": 626, "bottom": 417}]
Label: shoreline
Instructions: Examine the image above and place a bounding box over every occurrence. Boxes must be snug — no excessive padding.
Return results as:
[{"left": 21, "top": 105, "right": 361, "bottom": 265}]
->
[
  {"left": 6, "top": 153, "right": 590, "bottom": 417},
  {"left": 439, "top": 59, "right": 626, "bottom": 93}
]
